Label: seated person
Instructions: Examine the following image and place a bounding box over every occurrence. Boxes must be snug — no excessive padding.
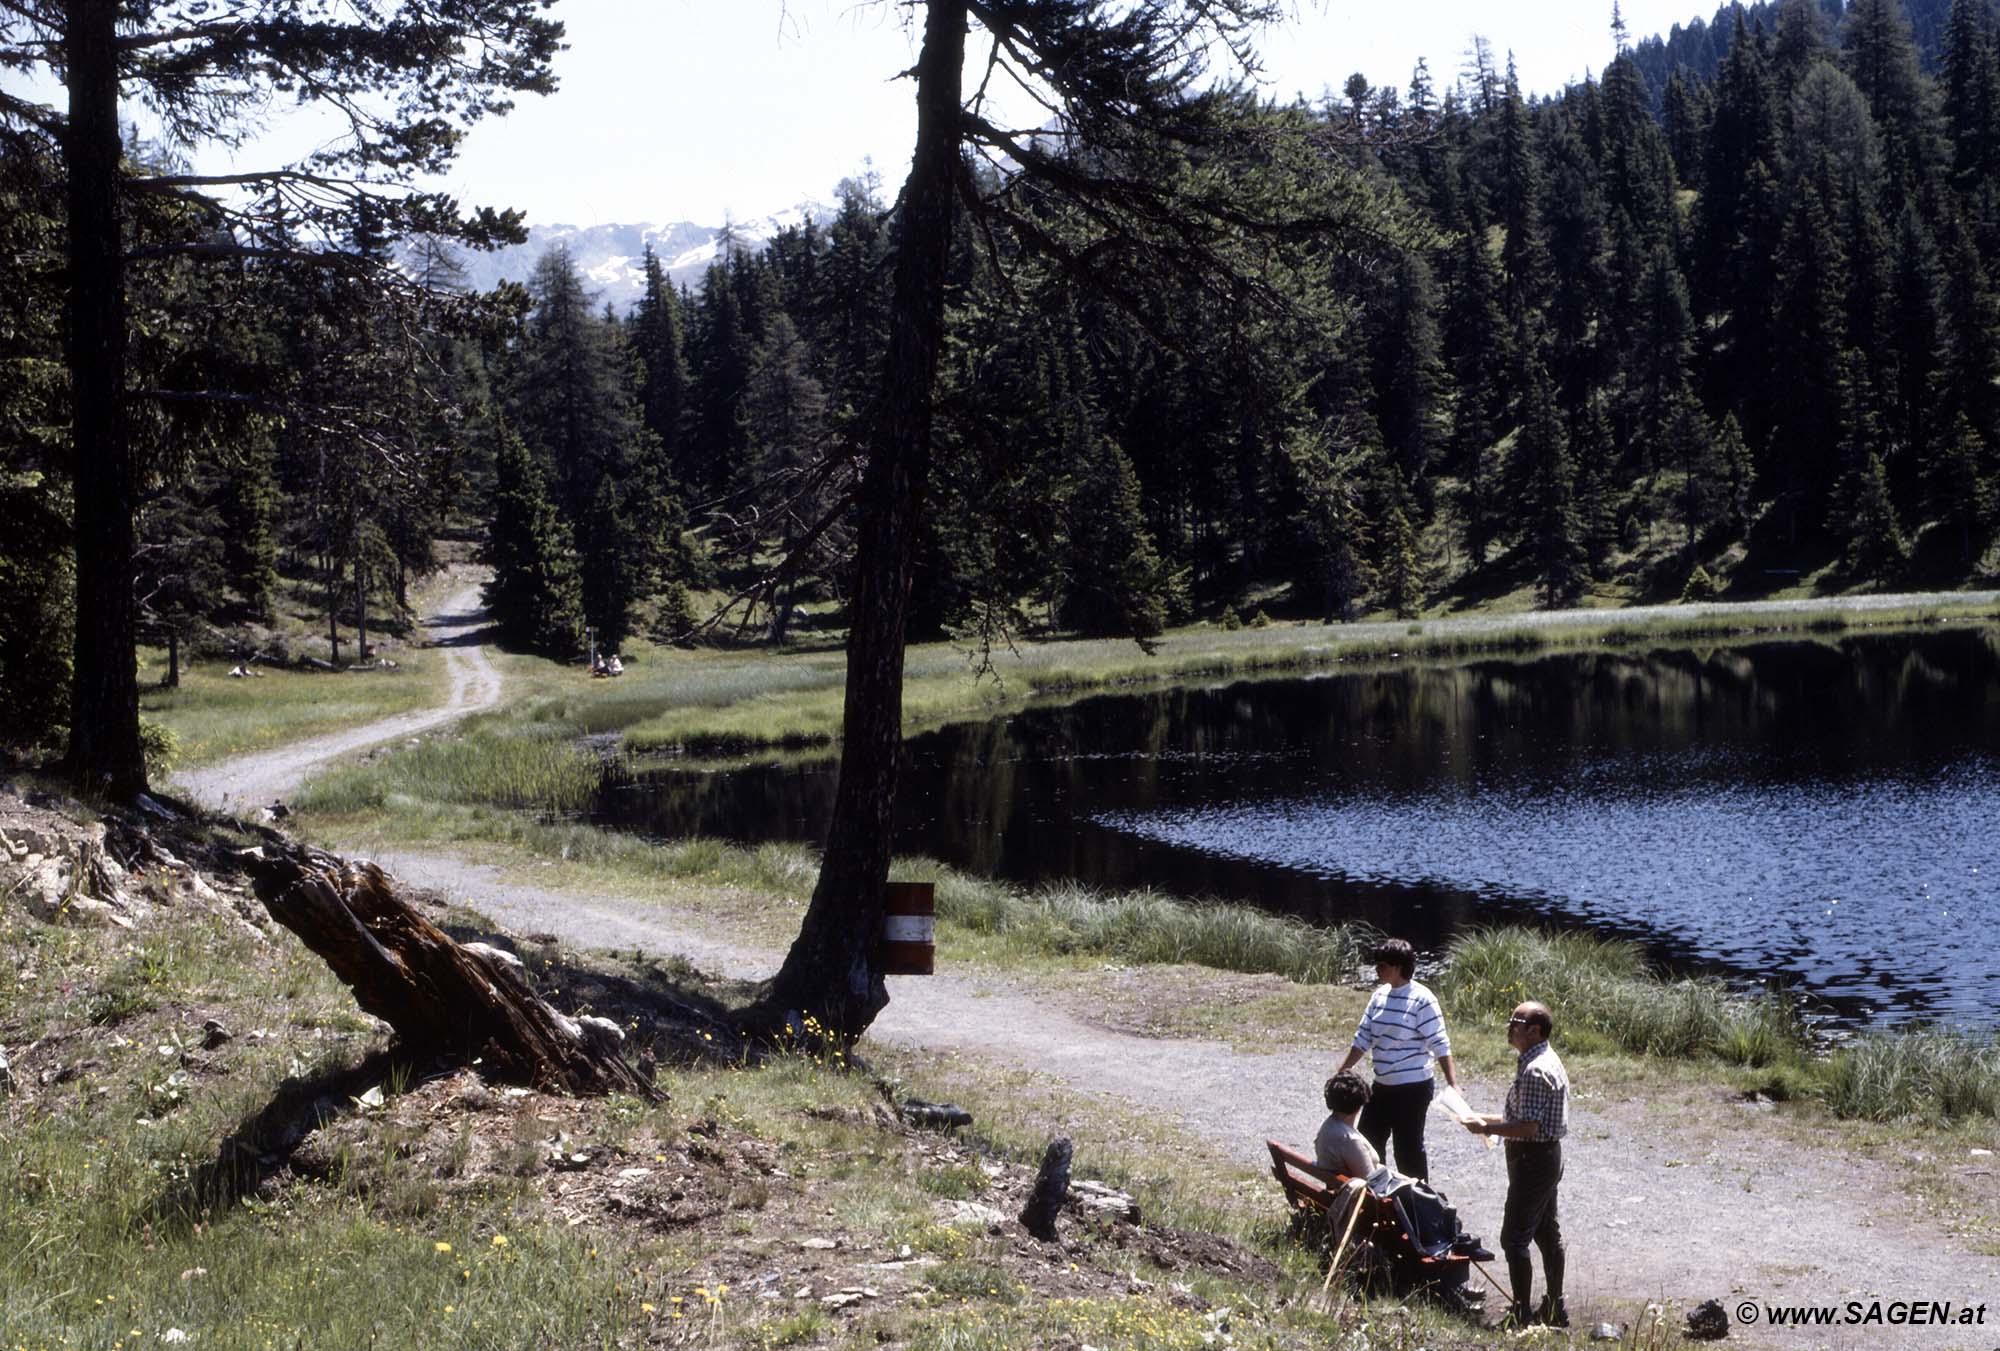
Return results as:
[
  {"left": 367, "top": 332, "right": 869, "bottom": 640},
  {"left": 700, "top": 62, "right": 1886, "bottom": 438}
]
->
[
  {"left": 1316, "top": 1070, "right": 1385, "bottom": 1178},
  {"left": 1316, "top": 1071, "right": 1490, "bottom": 1261}
]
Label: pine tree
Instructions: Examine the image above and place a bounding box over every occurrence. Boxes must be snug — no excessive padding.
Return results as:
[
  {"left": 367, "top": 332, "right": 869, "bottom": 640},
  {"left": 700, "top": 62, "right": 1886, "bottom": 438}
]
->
[
  {"left": 1441, "top": 219, "right": 1511, "bottom": 564},
  {"left": 1837, "top": 449, "right": 1908, "bottom": 575},
  {"left": 1, "top": 0, "right": 559, "bottom": 796},
  {"left": 1376, "top": 503, "right": 1420, "bottom": 618},
  {"left": 1771, "top": 0, "right": 1836, "bottom": 105},
  {"left": 1372, "top": 251, "right": 1445, "bottom": 489},
  {"left": 684, "top": 259, "right": 754, "bottom": 498},
  {"left": 509, "top": 246, "right": 647, "bottom": 522},
  {"left": 736, "top": 311, "right": 842, "bottom": 640},
  {"left": 0, "top": 142, "right": 73, "bottom": 743},
  {"left": 1842, "top": 0, "right": 1944, "bottom": 201},
  {"left": 1662, "top": 70, "right": 1713, "bottom": 191},
  {"left": 1283, "top": 425, "right": 1375, "bottom": 622},
  {"left": 1059, "top": 436, "right": 1184, "bottom": 644},
  {"left": 217, "top": 440, "right": 280, "bottom": 622},
  {"left": 1715, "top": 413, "right": 1757, "bottom": 534},
  {"left": 632, "top": 246, "right": 689, "bottom": 470},
  {"left": 1514, "top": 355, "right": 1586, "bottom": 609},
  {"left": 1769, "top": 176, "right": 1856, "bottom": 524},
  {"left": 1696, "top": 10, "right": 1779, "bottom": 324},
  {"left": 482, "top": 427, "right": 585, "bottom": 657},
  {"left": 1496, "top": 56, "right": 1551, "bottom": 322},
  {"left": 1569, "top": 395, "right": 1621, "bottom": 572},
  {"left": 1927, "top": 413, "right": 1995, "bottom": 562}
]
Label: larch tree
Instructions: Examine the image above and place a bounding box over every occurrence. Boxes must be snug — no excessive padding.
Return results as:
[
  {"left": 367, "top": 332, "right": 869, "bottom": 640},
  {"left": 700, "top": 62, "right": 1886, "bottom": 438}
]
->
[
  {"left": 0, "top": 0, "right": 561, "bottom": 797},
  {"left": 762, "top": 0, "right": 1401, "bottom": 1043}
]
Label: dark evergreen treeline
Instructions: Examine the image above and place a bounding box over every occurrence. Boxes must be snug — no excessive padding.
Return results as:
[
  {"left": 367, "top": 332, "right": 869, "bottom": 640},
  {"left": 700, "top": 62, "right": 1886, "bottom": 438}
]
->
[
  {"left": 591, "top": 0, "right": 1999, "bottom": 644},
  {"left": 8, "top": 0, "right": 2000, "bottom": 759}
]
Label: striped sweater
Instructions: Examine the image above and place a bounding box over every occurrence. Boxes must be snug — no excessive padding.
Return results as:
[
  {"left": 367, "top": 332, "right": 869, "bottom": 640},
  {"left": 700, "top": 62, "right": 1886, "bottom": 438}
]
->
[{"left": 1349, "top": 980, "right": 1452, "bottom": 1086}]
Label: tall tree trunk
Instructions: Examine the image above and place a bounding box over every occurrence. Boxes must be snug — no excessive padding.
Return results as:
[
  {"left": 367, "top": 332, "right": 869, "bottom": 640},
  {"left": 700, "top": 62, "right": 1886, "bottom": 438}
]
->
[
  {"left": 357, "top": 565, "right": 369, "bottom": 662},
  {"left": 765, "top": 0, "right": 966, "bottom": 1043},
  {"left": 63, "top": 0, "right": 147, "bottom": 798},
  {"left": 326, "top": 553, "right": 341, "bottom": 666}
]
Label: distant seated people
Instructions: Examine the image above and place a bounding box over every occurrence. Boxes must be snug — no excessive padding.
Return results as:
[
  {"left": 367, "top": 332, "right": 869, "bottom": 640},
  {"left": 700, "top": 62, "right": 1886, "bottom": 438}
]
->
[
  {"left": 1315, "top": 1071, "right": 1491, "bottom": 1261},
  {"left": 605, "top": 653, "right": 623, "bottom": 676}
]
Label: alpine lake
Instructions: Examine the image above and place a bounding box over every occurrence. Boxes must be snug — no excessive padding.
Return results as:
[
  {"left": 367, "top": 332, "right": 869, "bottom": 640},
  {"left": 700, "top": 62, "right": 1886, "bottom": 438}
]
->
[{"left": 592, "top": 625, "right": 2000, "bottom": 1032}]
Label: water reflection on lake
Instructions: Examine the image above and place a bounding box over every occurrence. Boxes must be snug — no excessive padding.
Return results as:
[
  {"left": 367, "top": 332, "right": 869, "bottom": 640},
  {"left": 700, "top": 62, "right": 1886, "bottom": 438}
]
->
[{"left": 594, "top": 629, "right": 2000, "bottom": 1029}]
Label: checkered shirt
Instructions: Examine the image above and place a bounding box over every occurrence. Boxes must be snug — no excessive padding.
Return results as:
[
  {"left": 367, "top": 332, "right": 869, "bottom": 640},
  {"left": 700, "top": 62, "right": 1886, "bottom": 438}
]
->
[{"left": 1503, "top": 1039, "right": 1569, "bottom": 1142}]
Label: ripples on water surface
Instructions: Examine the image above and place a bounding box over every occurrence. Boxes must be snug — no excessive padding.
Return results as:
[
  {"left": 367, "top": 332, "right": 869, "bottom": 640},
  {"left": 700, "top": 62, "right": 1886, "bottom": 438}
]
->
[
  {"left": 1097, "top": 754, "right": 1998, "bottom": 1024},
  {"left": 598, "top": 630, "right": 2000, "bottom": 1029}
]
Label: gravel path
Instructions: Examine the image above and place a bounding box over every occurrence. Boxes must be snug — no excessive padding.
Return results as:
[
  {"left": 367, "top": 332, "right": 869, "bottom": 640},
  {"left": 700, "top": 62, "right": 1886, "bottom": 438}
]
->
[
  {"left": 372, "top": 851, "right": 1999, "bottom": 1351},
  {"left": 195, "top": 583, "right": 1999, "bottom": 1347},
  {"left": 173, "top": 575, "right": 500, "bottom": 814}
]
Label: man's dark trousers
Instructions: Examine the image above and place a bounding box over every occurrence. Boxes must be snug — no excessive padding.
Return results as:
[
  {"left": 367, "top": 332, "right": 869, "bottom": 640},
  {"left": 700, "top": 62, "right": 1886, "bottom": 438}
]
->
[
  {"left": 1359, "top": 1077, "right": 1434, "bottom": 1181},
  {"left": 1501, "top": 1140, "right": 1565, "bottom": 1312}
]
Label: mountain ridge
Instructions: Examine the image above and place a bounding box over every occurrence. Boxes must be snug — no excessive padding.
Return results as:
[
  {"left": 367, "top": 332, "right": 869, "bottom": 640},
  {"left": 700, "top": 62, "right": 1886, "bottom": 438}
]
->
[{"left": 448, "top": 201, "right": 836, "bottom": 310}]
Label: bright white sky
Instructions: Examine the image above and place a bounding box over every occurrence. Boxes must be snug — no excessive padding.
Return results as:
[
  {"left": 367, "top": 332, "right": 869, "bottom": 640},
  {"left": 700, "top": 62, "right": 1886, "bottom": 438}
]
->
[
  {"left": 8, "top": 0, "right": 1715, "bottom": 228},
  {"left": 446, "top": 0, "right": 1710, "bottom": 225}
]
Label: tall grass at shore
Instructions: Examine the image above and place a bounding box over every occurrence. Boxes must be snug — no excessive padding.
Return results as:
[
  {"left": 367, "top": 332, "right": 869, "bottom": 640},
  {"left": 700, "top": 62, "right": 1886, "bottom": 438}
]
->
[
  {"left": 1435, "top": 927, "right": 1807, "bottom": 1066},
  {"left": 1438, "top": 927, "right": 2000, "bottom": 1124},
  {"left": 296, "top": 722, "right": 601, "bottom": 816},
  {"left": 936, "top": 875, "right": 1372, "bottom": 984},
  {"left": 1823, "top": 1029, "right": 2000, "bottom": 1125}
]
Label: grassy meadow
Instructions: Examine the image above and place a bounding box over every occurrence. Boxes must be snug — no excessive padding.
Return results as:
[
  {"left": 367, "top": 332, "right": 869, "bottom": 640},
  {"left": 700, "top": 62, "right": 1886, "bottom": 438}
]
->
[
  {"left": 138, "top": 651, "right": 448, "bottom": 766},
  {"left": 10, "top": 841, "right": 1717, "bottom": 1351}
]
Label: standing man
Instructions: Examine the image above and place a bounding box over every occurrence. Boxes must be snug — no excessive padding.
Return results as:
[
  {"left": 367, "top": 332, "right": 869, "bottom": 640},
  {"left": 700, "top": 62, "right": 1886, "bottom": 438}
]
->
[
  {"left": 1470, "top": 1000, "right": 1570, "bottom": 1329},
  {"left": 1335, "top": 938, "right": 1457, "bottom": 1182}
]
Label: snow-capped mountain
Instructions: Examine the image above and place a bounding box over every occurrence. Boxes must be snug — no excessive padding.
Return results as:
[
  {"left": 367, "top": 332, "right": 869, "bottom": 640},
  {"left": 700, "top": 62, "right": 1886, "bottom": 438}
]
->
[{"left": 447, "top": 201, "right": 835, "bottom": 311}]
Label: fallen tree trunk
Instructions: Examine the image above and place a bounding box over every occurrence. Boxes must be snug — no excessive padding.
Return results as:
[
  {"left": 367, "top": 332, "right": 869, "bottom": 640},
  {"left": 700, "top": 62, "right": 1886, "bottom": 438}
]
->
[{"left": 243, "top": 842, "right": 657, "bottom": 1100}]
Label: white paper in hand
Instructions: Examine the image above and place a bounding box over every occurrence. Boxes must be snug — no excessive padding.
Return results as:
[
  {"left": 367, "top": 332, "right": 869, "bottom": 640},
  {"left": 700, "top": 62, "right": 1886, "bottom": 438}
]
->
[{"left": 1433, "top": 1083, "right": 1497, "bottom": 1149}]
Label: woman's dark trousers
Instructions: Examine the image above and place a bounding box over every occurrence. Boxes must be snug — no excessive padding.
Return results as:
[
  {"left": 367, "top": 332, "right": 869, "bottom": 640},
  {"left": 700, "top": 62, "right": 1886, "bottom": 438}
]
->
[{"left": 1358, "top": 1077, "right": 1434, "bottom": 1181}]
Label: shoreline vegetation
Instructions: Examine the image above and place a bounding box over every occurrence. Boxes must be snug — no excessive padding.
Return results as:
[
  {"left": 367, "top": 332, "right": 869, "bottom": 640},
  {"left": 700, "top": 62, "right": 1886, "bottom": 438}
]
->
[
  {"left": 559, "top": 591, "right": 1995, "bottom": 760},
  {"left": 294, "top": 784, "right": 2000, "bottom": 1135},
  {"left": 267, "top": 590, "right": 2000, "bottom": 1133}
]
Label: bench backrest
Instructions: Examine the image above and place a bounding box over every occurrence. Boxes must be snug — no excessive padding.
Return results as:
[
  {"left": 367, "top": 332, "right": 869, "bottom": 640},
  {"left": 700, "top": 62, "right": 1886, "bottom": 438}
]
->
[{"left": 1266, "top": 1138, "right": 1348, "bottom": 1214}]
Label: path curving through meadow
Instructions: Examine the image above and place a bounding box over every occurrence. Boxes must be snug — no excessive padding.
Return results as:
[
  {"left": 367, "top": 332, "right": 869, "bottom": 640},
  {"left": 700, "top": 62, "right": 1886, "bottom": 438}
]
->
[
  {"left": 174, "top": 572, "right": 501, "bottom": 814},
  {"left": 197, "top": 577, "right": 1999, "bottom": 1349}
]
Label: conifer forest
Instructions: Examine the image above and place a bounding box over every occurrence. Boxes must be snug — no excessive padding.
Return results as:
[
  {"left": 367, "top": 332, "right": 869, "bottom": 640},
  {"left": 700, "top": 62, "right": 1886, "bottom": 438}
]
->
[{"left": 5, "top": 0, "right": 2000, "bottom": 785}]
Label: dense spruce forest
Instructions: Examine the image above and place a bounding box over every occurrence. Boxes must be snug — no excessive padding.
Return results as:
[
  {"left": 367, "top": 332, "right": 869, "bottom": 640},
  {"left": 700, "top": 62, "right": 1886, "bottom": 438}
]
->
[{"left": 5, "top": 0, "right": 2000, "bottom": 768}]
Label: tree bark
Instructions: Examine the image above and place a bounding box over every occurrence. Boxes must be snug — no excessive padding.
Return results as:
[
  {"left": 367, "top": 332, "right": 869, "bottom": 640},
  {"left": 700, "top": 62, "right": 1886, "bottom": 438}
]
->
[
  {"left": 245, "top": 843, "right": 658, "bottom": 1098},
  {"left": 764, "top": 0, "right": 966, "bottom": 1043},
  {"left": 63, "top": 0, "right": 148, "bottom": 798}
]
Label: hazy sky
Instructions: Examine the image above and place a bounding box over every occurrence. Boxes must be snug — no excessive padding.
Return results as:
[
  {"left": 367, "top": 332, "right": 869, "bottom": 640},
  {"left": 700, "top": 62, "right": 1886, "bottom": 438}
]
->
[
  {"left": 12, "top": 1, "right": 1718, "bottom": 228},
  {"left": 444, "top": 0, "right": 1711, "bottom": 226}
]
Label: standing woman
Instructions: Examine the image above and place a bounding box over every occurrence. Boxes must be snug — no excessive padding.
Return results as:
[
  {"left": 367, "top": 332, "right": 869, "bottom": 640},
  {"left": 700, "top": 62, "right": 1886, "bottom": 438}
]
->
[{"left": 1335, "top": 938, "right": 1457, "bottom": 1182}]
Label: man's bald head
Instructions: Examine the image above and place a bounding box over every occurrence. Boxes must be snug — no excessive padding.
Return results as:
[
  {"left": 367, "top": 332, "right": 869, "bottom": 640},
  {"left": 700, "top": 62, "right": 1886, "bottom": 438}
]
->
[{"left": 1511, "top": 1001, "right": 1553, "bottom": 1042}]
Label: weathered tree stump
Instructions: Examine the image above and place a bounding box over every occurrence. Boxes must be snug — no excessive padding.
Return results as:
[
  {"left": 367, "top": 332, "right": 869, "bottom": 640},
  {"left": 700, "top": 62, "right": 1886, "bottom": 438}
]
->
[
  {"left": 243, "top": 842, "right": 658, "bottom": 1100},
  {"left": 1021, "top": 1135, "right": 1073, "bottom": 1241}
]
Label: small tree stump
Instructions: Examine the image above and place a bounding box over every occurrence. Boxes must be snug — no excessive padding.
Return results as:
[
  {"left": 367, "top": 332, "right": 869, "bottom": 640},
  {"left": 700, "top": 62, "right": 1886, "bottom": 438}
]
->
[
  {"left": 1021, "top": 1135, "right": 1073, "bottom": 1241},
  {"left": 244, "top": 843, "right": 658, "bottom": 1100}
]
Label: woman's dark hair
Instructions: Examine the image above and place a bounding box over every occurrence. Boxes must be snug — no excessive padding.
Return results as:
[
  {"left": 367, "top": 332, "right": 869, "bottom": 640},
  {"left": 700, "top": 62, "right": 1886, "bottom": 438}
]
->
[
  {"left": 1372, "top": 938, "right": 1417, "bottom": 983},
  {"left": 1325, "top": 1070, "right": 1371, "bottom": 1114}
]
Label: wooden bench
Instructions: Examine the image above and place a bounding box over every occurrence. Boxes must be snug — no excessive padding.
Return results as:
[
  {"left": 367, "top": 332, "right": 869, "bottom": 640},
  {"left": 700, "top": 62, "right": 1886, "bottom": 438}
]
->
[
  {"left": 1267, "top": 1139, "right": 1362, "bottom": 1228},
  {"left": 1265, "top": 1139, "right": 1479, "bottom": 1291}
]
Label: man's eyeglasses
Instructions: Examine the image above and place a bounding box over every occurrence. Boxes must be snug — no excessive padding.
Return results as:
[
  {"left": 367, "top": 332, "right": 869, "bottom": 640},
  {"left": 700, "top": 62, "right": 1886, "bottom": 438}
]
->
[{"left": 1506, "top": 1017, "right": 1531, "bottom": 1027}]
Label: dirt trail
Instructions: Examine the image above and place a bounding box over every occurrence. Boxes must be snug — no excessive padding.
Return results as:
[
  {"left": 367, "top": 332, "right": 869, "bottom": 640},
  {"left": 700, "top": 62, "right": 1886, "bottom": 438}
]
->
[
  {"left": 174, "top": 575, "right": 501, "bottom": 814},
  {"left": 373, "top": 851, "right": 1999, "bottom": 1351},
  {"left": 199, "top": 583, "right": 1998, "bottom": 1348}
]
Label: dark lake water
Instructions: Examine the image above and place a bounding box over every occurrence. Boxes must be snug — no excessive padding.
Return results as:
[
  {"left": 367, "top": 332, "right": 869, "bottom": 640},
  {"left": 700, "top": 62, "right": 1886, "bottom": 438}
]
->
[{"left": 593, "top": 629, "right": 2000, "bottom": 1030}]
